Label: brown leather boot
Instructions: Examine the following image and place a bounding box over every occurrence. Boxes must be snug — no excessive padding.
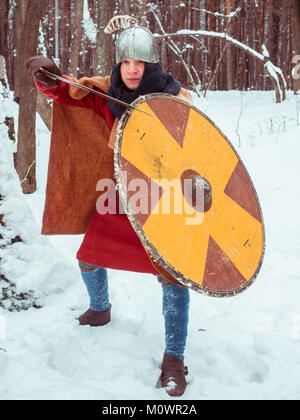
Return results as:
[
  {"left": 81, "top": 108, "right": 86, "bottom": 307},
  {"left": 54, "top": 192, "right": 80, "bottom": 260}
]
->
[
  {"left": 77, "top": 306, "right": 111, "bottom": 327},
  {"left": 157, "top": 353, "right": 188, "bottom": 397}
]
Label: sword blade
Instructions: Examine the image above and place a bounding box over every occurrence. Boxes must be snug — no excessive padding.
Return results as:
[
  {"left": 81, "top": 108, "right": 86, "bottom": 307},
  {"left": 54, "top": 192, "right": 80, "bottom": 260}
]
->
[{"left": 39, "top": 68, "right": 153, "bottom": 117}]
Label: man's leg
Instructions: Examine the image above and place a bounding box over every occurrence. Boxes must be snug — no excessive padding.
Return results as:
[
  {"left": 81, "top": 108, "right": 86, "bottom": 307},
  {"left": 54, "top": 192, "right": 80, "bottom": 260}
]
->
[
  {"left": 157, "top": 275, "right": 190, "bottom": 397},
  {"left": 77, "top": 260, "right": 111, "bottom": 326}
]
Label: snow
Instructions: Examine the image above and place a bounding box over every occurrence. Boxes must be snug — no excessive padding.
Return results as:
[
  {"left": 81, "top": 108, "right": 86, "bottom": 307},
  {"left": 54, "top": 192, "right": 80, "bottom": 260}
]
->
[
  {"left": 1, "top": 87, "right": 300, "bottom": 400},
  {"left": 82, "top": 0, "right": 97, "bottom": 44},
  {"left": 0, "top": 91, "right": 77, "bottom": 310},
  {"left": 262, "top": 44, "right": 270, "bottom": 58},
  {"left": 292, "top": 55, "right": 300, "bottom": 81}
]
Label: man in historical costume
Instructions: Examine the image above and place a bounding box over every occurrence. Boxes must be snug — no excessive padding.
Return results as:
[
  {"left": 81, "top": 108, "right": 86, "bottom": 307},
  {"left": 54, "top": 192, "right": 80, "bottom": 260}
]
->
[{"left": 25, "top": 17, "right": 192, "bottom": 397}]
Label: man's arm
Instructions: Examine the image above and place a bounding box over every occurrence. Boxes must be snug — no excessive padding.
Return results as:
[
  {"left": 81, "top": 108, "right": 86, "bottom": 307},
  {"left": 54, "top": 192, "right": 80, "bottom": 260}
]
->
[{"left": 25, "top": 56, "right": 114, "bottom": 129}]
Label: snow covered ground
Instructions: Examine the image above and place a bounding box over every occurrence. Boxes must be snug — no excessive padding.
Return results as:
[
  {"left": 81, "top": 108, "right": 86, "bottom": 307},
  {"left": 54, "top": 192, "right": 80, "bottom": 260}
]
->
[{"left": 1, "top": 88, "right": 300, "bottom": 400}]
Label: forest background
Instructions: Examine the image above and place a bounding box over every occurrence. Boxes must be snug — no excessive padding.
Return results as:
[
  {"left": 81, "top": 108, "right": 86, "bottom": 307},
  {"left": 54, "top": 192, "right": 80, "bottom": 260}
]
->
[{"left": 0, "top": 0, "right": 299, "bottom": 195}]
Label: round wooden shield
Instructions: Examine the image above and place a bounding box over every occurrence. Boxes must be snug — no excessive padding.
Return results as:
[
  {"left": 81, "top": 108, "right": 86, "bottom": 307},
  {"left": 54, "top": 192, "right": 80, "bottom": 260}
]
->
[{"left": 114, "top": 93, "right": 265, "bottom": 297}]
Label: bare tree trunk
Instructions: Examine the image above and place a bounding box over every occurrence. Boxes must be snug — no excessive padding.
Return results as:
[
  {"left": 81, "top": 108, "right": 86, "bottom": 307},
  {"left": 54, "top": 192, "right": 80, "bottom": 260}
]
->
[
  {"left": 36, "top": 91, "right": 52, "bottom": 131},
  {"left": 256, "top": 0, "right": 265, "bottom": 91},
  {"left": 290, "top": 0, "right": 300, "bottom": 92},
  {"left": 279, "top": 3, "right": 288, "bottom": 89},
  {"left": 247, "top": 1, "right": 256, "bottom": 90},
  {"left": 95, "top": 0, "right": 115, "bottom": 76},
  {"left": 226, "top": 0, "right": 233, "bottom": 90},
  {"left": 4, "top": 1, "right": 14, "bottom": 90},
  {"left": 61, "top": 0, "right": 71, "bottom": 74},
  {"left": 208, "top": 0, "right": 217, "bottom": 90},
  {"left": 14, "top": 0, "right": 44, "bottom": 194},
  {"left": 68, "top": 0, "right": 84, "bottom": 77},
  {"left": 123, "top": 0, "right": 130, "bottom": 15},
  {"left": 175, "top": 0, "right": 187, "bottom": 82},
  {"left": 239, "top": 6, "right": 247, "bottom": 90},
  {"left": 13, "top": 0, "right": 27, "bottom": 102},
  {"left": 265, "top": 0, "right": 280, "bottom": 90},
  {"left": 139, "top": 0, "right": 148, "bottom": 26},
  {"left": 0, "top": 0, "right": 9, "bottom": 61}
]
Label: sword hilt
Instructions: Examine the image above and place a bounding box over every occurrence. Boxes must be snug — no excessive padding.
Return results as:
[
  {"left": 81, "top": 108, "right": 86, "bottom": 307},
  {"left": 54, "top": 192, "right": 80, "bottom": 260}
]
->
[{"left": 38, "top": 67, "right": 58, "bottom": 80}]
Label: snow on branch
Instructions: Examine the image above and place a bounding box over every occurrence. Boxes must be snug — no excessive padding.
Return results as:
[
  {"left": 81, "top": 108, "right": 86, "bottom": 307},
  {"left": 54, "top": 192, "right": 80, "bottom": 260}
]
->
[
  {"left": 153, "top": 27, "right": 287, "bottom": 102},
  {"left": 155, "top": 29, "right": 264, "bottom": 60},
  {"left": 190, "top": 7, "right": 241, "bottom": 19},
  {"left": 262, "top": 44, "right": 287, "bottom": 102}
]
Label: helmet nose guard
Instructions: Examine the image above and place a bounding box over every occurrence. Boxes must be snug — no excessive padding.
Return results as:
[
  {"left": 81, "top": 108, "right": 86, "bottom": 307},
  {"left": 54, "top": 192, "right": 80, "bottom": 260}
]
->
[{"left": 115, "top": 25, "right": 159, "bottom": 64}]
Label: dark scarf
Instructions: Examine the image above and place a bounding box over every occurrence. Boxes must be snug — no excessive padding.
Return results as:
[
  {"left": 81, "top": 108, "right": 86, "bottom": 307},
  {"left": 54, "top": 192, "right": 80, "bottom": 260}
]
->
[{"left": 107, "top": 62, "right": 181, "bottom": 119}]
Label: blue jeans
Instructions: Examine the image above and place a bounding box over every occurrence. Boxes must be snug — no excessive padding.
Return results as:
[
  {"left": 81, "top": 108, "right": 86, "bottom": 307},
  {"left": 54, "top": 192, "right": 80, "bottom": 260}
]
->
[
  {"left": 162, "top": 282, "right": 190, "bottom": 359},
  {"left": 79, "top": 262, "right": 110, "bottom": 312},
  {"left": 79, "top": 261, "right": 190, "bottom": 359}
]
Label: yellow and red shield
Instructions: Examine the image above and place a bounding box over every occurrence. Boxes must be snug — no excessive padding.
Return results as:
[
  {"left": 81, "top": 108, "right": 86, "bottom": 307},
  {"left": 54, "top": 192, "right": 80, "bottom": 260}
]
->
[{"left": 114, "top": 93, "right": 265, "bottom": 297}]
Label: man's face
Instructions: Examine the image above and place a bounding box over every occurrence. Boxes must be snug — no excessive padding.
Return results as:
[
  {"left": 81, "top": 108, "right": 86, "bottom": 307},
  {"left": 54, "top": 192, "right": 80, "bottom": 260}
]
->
[{"left": 120, "top": 58, "right": 145, "bottom": 91}]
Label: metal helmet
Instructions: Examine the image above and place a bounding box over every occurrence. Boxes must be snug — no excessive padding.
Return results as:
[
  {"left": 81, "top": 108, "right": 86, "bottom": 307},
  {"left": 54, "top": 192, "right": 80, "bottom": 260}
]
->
[{"left": 115, "top": 25, "right": 159, "bottom": 64}]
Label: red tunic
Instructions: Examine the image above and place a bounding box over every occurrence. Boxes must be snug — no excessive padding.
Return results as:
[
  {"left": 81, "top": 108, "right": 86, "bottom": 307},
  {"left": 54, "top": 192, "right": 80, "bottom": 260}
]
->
[{"left": 37, "top": 79, "right": 158, "bottom": 275}]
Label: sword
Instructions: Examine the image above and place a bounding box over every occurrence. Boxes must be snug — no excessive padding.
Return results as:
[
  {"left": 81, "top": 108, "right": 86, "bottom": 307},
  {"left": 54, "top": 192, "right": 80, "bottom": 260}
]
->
[{"left": 38, "top": 67, "right": 153, "bottom": 117}]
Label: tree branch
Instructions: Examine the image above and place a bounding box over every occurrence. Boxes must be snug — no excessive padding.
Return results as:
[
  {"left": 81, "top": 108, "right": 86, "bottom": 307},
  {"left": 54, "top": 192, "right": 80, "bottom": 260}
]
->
[
  {"left": 149, "top": 4, "right": 202, "bottom": 96},
  {"left": 154, "top": 29, "right": 287, "bottom": 102},
  {"left": 20, "top": 161, "right": 36, "bottom": 185}
]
